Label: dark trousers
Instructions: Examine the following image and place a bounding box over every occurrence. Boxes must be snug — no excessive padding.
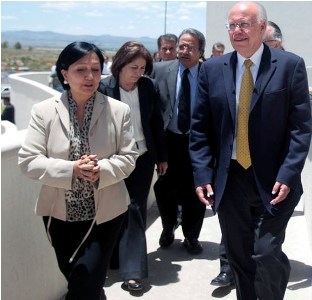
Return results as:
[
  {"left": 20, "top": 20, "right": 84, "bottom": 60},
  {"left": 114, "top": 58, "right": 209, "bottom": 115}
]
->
[
  {"left": 154, "top": 130, "right": 206, "bottom": 240},
  {"left": 218, "top": 160, "right": 292, "bottom": 300},
  {"left": 43, "top": 213, "right": 125, "bottom": 300},
  {"left": 110, "top": 152, "right": 155, "bottom": 280},
  {"left": 219, "top": 237, "right": 231, "bottom": 274}
]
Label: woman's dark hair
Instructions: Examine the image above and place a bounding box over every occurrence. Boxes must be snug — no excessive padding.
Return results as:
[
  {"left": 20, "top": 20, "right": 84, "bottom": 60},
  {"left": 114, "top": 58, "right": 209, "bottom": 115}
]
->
[
  {"left": 56, "top": 41, "right": 104, "bottom": 90},
  {"left": 111, "top": 41, "right": 153, "bottom": 78}
]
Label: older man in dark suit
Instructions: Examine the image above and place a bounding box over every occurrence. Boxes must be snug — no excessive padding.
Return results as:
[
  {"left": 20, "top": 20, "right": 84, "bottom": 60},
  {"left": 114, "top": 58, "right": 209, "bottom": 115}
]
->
[{"left": 189, "top": 2, "right": 311, "bottom": 300}]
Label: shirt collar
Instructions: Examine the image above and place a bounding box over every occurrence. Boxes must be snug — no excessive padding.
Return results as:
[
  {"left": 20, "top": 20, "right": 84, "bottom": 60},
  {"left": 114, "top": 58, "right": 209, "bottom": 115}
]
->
[
  {"left": 179, "top": 63, "right": 200, "bottom": 78},
  {"left": 237, "top": 43, "right": 264, "bottom": 69}
]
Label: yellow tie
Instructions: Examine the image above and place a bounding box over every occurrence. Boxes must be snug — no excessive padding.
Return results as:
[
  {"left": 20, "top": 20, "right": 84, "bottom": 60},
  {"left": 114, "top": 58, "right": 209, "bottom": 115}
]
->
[{"left": 237, "top": 59, "right": 253, "bottom": 169}]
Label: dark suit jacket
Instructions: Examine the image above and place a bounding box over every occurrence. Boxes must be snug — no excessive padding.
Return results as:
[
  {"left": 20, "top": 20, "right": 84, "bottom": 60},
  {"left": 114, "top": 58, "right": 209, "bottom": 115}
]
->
[
  {"left": 98, "top": 76, "right": 167, "bottom": 164},
  {"left": 1, "top": 104, "right": 15, "bottom": 124},
  {"left": 189, "top": 44, "right": 311, "bottom": 215}
]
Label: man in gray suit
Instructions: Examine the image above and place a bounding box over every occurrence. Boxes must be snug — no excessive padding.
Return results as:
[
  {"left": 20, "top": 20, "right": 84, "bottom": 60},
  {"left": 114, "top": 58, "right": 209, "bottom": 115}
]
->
[{"left": 151, "top": 28, "right": 207, "bottom": 254}]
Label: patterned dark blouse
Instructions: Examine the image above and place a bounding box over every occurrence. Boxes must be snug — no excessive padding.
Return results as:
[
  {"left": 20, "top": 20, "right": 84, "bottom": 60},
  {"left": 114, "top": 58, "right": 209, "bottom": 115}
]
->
[{"left": 64, "top": 93, "right": 96, "bottom": 222}]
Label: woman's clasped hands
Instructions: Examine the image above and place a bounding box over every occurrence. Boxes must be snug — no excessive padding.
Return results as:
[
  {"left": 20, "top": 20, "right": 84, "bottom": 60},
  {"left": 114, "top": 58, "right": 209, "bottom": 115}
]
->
[{"left": 74, "top": 154, "right": 100, "bottom": 183}]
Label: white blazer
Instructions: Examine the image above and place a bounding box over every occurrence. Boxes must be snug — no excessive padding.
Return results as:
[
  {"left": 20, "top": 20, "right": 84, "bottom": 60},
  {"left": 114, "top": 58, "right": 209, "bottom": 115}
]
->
[{"left": 18, "top": 90, "right": 138, "bottom": 224}]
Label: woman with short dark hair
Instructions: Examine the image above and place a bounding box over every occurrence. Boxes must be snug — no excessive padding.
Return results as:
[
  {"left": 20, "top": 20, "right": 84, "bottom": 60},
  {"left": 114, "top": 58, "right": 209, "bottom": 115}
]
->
[{"left": 18, "top": 41, "right": 138, "bottom": 299}]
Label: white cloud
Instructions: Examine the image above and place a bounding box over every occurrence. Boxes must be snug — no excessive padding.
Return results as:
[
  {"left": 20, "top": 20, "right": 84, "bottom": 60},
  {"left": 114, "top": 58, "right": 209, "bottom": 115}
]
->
[
  {"left": 120, "top": 20, "right": 136, "bottom": 31},
  {"left": 185, "top": 1, "right": 206, "bottom": 9},
  {"left": 84, "top": 11, "right": 104, "bottom": 17},
  {"left": 179, "top": 15, "right": 191, "bottom": 21},
  {"left": 1, "top": 15, "right": 17, "bottom": 20},
  {"left": 40, "top": 1, "right": 80, "bottom": 12}
]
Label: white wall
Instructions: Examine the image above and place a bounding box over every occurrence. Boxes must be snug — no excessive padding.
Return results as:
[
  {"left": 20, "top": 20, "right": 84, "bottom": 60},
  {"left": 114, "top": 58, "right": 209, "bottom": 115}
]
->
[
  {"left": 9, "top": 72, "right": 60, "bottom": 130},
  {"left": 1, "top": 132, "right": 67, "bottom": 300},
  {"left": 302, "top": 142, "right": 312, "bottom": 250}
]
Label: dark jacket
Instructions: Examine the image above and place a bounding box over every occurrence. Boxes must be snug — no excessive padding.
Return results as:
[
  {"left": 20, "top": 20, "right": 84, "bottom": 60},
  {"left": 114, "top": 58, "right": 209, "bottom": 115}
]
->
[
  {"left": 189, "top": 44, "right": 311, "bottom": 216},
  {"left": 98, "top": 76, "right": 167, "bottom": 164},
  {"left": 1, "top": 104, "right": 15, "bottom": 124}
]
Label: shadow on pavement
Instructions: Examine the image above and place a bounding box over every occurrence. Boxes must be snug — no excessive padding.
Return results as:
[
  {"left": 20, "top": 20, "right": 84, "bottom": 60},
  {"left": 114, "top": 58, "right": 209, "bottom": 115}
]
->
[
  {"left": 287, "top": 259, "right": 312, "bottom": 290},
  {"left": 211, "top": 285, "right": 236, "bottom": 298}
]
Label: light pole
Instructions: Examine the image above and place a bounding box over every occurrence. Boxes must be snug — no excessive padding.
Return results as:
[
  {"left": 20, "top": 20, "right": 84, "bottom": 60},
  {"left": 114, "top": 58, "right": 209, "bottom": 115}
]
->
[{"left": 164, "top": 1, "right": 167, "bottom": 34}]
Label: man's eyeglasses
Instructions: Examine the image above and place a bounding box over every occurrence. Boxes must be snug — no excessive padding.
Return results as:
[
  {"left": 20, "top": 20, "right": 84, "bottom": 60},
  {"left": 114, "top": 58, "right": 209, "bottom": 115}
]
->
[
  {"left": 178, "top": 44, "right": 196, "bottom": 52},
  {"left": 225, "top": 22, "right": 253, "bottom": 31},
  {"left": 160, "top": 47, "right": 176, "bottom": 53}
]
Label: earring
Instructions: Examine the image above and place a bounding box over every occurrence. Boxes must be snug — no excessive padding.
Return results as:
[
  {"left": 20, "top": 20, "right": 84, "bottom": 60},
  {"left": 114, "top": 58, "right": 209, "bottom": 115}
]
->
[{"left": 64, "top": 80, "right": 68, "bottom": 84}]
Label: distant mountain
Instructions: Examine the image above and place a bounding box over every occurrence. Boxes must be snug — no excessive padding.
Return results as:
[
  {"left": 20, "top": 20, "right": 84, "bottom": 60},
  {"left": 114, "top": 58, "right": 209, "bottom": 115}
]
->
[{"left": 1, "top": 30, "right": 158, "bottom": 52}]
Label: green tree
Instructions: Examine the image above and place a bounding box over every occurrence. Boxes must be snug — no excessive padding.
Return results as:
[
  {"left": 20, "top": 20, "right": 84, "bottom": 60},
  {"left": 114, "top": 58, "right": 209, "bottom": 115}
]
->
[
  {"left": 1, "top": 41, "right": 8, "bottom": 48},
  {"left": 14, "top": 42, "right": 22, "bottom": 50}
]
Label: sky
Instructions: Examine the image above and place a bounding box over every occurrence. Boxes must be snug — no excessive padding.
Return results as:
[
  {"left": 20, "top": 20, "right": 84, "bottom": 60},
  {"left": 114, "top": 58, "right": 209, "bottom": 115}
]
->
[{"left": 1, "top": 0, "right": 207, "bottom": 38}]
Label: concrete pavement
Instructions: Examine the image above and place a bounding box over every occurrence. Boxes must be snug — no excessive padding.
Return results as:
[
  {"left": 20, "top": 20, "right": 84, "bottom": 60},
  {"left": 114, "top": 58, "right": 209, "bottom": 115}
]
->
[{"left": 104, "top": 201, "right": 312, "bottom": 300}]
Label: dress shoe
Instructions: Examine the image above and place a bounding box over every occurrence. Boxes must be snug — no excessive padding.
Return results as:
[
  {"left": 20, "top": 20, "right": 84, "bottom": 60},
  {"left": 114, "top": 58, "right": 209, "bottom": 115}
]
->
[
  {"left": 122, "top": 279, "right": 143, "bottom": 291},
  {"left": 183, "top": 238, "right": 203, "bottom": 254},
  {"left": 159, "top": 229, "right": 174, "bottom": 247},
  {"left": 210, "top": 272, "right": 234, "bottom": 287}
]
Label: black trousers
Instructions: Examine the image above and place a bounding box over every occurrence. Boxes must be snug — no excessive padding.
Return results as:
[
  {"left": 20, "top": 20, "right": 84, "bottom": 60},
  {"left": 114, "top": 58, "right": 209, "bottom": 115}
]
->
[
  {"left": 154, "top": 130, "right": 206, "bottom": 240},
  {"left": 110, "top": 152, "right": 155, "bottom": 280},
  {"left": 218, "top": 160, "right": 292, "bottom": 300},
  {"left": 219, "top": 237, "right": 231, "bottom": 274},
  {"left": 43, "top": 213, "right": 125, "bottom": 300}
]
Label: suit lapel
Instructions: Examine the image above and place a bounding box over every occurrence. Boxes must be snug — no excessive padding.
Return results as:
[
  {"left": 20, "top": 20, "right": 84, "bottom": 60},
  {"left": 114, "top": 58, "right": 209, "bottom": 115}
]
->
[
  {"left": 167, "top": 61, "right": 179, "bottom": 109},
  {"left": 251, "top": 45, "right": 277, "bottom": 111},
  {"left": 223, "top": 53, "right": 237, "bottom": 126},
  {"left": 104, "top": 77, "right": 121, "bottom": 100},
  {"left": 56, "top": 92, "right": 70, "bottom": 133},
  {"left": 137, "top": 79, "right": 149, "bottom": 127},
  {"left": 90, "top": 92, "right": 106, "bottom": 130}
]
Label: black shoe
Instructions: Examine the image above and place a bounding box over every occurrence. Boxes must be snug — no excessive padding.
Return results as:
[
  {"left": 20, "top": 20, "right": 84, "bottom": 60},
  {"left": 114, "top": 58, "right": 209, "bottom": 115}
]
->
[
  {"left": 122, "top": 279, "right": 143, "bottom": 291},
  {"left": 210, "top": 272, "right": 234, "bottom": 287},
  {"left": 159, "top": 229, "right": 174, "bottom": 247},
  {"left": 183, "top": 238, "right": 203, "bottom": 254}
]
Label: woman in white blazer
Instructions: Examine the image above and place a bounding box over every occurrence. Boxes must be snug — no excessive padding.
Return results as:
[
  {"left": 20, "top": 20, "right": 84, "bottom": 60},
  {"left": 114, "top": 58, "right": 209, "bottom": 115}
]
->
[{"left": 18, "top": 41, "right": 138, "bottom": 300}]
